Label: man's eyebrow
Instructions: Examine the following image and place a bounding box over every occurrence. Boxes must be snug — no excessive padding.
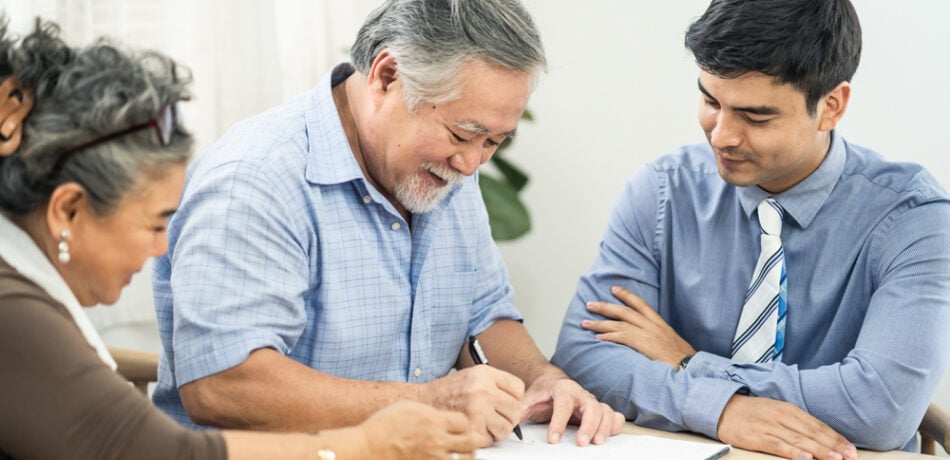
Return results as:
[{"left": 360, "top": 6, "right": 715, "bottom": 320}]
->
[
  {"left": 698, "top": 79, "right": 714, "bottom": 99},
  {"left": 697, "top": 79, "right": 781, "bottom": 116},
  {"left": 159, "top": 208, "right": 177, "bottom": 218},
  {"left": 456, "top": 120, "right": 517, "bottom": 139}
]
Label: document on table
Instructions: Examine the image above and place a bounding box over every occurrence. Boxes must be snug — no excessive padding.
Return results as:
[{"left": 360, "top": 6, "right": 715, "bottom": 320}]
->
[{"left": 476, "top": 423, "right": 730, "bottom": 460}]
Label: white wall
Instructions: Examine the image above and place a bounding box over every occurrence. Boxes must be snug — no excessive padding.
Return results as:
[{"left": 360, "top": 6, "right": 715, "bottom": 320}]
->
[{"left": 57, "top": 0, "right": 947, "bottom": 424}]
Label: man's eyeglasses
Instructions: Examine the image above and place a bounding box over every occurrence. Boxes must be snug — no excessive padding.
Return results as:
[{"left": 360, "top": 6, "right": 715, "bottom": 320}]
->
[{"left": 53, "top": 102, "right": 178, "bottom": 171}]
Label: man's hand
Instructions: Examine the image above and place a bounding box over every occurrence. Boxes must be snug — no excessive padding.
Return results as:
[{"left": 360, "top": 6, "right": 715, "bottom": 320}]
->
[
  {"left": 582, "top": 285, "right": 695, "bottom": 367},
  {"left": 719, "top": 395, "right": 857, "bottom": 460},
  {"left": 0, "top": 77, "right": 34, "bottom": 157},
  {"left": 420, "top": 366, "right": 524, "bottom": 446},
  {"left": 520, "top": 370, "right": 625, "bottom": 447}
]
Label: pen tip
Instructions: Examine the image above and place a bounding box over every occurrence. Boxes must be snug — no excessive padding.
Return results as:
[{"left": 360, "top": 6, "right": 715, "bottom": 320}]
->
[{"left": 514, "top": 425, "right": 523, "bottom": 441}]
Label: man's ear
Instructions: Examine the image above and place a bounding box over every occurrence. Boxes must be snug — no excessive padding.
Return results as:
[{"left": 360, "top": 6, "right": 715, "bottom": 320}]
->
[
  {"left": 366, "top": 49, "right": 400, "bottom": 98},
  {"left": 817, "top": 81, "right": 851, "bottom": 132},
  {"left": 44, "top": 183, "right": 87, "bottom": 239}
]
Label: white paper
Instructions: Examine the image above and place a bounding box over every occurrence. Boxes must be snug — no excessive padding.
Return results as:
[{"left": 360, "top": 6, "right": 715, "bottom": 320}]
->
[{"left": 476, "top": 423, "right": 730, "bottom": 460}]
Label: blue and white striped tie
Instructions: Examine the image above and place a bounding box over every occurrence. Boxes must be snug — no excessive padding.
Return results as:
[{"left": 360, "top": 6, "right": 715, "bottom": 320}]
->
[{"left": 732, "top": 198, "right": 787, "bottom": 363}]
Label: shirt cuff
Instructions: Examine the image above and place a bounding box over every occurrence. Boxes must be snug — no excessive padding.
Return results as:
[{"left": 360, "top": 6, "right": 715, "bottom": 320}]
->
[
  {"left": 681, "top": 377, "right": 747, "bottom": 439},
  {"left": 683, "top": 351, "right": 735, "bottom": 379}
]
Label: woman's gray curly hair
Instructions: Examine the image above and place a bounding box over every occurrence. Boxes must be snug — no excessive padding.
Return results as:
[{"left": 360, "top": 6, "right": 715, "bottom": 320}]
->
[{"left": 0, "top": 17, "right": 193, "bottom": 217}]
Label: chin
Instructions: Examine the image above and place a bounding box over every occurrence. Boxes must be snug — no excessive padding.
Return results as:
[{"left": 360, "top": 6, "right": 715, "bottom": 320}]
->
[{"left": 93, "top": 289, "right": 124, "bottom": 307}]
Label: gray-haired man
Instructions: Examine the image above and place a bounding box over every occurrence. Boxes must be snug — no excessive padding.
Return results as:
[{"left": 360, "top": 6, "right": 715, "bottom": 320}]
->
[{"left": 152, "top": 0, "right": 624, "bottom": 447}]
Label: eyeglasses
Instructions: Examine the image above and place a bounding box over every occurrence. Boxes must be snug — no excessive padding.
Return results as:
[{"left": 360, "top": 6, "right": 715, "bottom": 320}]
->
[{"left": 52, "top": 102, "right": 178, "bottom": 172}]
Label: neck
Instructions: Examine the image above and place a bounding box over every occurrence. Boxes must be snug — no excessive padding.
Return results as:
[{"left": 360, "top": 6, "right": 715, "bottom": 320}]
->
[
  {"left": 332, "top": 76, "right": 409, "bottom": 220},
  {"left": 6, "top": 211, "right": 56, "bottom": 266}
]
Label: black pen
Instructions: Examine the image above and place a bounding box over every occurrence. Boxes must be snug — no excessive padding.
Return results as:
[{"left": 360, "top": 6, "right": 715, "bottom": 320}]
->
[{"left": 468, "top": 336, "right": 523, "bottom": 441}]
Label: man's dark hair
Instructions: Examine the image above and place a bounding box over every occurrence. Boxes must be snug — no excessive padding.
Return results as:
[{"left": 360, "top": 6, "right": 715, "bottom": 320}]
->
[{"left": 685, "top": 0, "right": 862, "bottom": 114}]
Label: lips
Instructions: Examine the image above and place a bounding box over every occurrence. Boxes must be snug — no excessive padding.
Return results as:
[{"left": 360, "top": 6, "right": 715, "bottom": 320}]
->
[
  {"left": 426, "top": 169, "right": 448, "bottom": 187},
  {"left": 716, "top": 151, "right": 748, "bottom": 168}
]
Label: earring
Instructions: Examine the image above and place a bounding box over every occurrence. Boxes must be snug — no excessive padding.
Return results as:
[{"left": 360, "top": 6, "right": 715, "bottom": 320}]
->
[{"left": 58, "top": 229, "right": 71, "bottom": 264}]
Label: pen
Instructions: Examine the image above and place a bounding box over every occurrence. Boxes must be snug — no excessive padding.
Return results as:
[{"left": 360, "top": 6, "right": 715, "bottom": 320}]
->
[{"left": 468, "top": 336, "right": 523, "bottom": 441}]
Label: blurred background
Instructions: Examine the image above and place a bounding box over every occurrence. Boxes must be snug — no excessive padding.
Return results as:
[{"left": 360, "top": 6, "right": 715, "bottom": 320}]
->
[{"left": 2, "top": 0, "right": 947, "bottom": 434}]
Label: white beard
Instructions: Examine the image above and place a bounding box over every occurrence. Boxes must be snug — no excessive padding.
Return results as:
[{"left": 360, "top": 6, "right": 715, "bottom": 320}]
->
[{"left": 394, "top": 162, "right": 465, "bottom": 213}]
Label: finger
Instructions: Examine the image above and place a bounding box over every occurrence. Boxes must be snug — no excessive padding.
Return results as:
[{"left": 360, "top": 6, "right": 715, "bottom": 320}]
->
[
  {"left": 484, "top": 410, "right": 515, "bottom": 443},
  {"left": 572, "top": 397, "right": 602, "bottom": 447},
  {"left": 477, "top": 365, "right": 525, "bottom": 401},
  {"left": 446, "top": 431, "right": 483, "bottom": 454},
  {"left": 611, "top": 409, "right": 626, "bottom": 435},
  {"left": 586, "top": 301, "right": 641, "bottom": 323},
  {"left": 443, "top": 410, "right": 473, "bottom": 434},
  {"left": 580, "top": 319, "right": 625, "bottom": 333},
  {"left": 545, "top": 389, "right": 574, "bottom": 445},
  {"left": 610, "top": 286, "right": 665, "bottom": 323},
  {"left": 592, "top": 331, "right": 634, "bottom": 347},
  {"left": 591, "top": 403, "right": 619, "bottom": 444},
  {"left": 783, "top": 415, "right": 853, "bottom": 460}
]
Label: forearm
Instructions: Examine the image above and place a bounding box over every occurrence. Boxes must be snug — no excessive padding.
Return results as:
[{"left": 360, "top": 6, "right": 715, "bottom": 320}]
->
[
  {"left": 466, "top": 319, "right": 561, "bottom": 386},
  {"left": 551, "top": 294, "right": 743, "bottom": 438},
  {"left": 690, "top": 348, "right": 945, "bottom": 449},
  {"left": 182, "top": 348, "right": 420, "bottom": 431},
  {"left": 223, "top": 429, "right": 366, "bottom": 460}
]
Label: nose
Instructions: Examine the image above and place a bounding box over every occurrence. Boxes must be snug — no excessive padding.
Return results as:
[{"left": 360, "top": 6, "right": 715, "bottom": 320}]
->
[
  {"left": 708, "top": 112, "right": 742, "bottom": 150},
  {"left": 449, "top": 145, "right": 489, "bottom": 177}
]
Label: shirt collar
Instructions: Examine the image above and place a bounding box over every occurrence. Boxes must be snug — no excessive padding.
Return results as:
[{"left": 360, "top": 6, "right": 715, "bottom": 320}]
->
[
  {"left": 737, "top": 130, "right": 846, "bottom": 229},
  {"left": 305, "top": 62, "right": 366, "bottom": 186}
]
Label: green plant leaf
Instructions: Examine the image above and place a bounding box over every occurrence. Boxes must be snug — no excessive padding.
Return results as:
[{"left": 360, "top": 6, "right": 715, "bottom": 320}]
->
[
  {"left": 490, "top": 154, "right": 529, "bottom": 192},
  {"left": 478, "top": 173, "right": 531, "bottom": 241}
]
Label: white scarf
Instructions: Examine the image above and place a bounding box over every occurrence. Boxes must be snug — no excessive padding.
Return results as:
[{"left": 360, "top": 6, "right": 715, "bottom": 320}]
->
[{"left": 0, "top": 214, "right": 116, "bottom": 370}]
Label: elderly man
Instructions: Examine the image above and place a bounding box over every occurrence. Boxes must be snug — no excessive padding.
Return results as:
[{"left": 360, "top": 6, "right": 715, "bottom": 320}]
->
[
  {"left": 552, "top": 0, "right": 950, "bottom": 458},
  {"left": 152, "top": 0, "right": 623, "bottom": 448}
]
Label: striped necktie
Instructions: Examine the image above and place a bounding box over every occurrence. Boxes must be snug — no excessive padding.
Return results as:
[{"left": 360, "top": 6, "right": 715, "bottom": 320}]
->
[{"left": 732, "top": 198, "right": 787, "bottom": 363}]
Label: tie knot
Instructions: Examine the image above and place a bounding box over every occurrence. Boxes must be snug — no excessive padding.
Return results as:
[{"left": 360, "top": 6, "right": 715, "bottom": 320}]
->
[{"left": 757, "top": 198, "right": 783, "bottom": 236}]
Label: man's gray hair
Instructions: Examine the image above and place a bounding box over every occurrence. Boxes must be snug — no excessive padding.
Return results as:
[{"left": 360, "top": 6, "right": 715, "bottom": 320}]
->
[
  {"left": 351, "top": 0, "right": 546, "bottom": 110},
  {"left": 0, "top": 18, "right": 192, "bottom": 217}
]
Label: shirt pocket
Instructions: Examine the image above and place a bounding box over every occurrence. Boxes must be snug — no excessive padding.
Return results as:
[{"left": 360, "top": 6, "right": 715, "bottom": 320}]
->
[{"left": 421, "top": 268, "right": 478, "bottom": 357}]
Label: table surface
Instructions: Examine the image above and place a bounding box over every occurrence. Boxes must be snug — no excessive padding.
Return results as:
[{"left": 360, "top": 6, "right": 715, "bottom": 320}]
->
[{"left": 622, "top": 423, "right": 931, "bottom": 459}]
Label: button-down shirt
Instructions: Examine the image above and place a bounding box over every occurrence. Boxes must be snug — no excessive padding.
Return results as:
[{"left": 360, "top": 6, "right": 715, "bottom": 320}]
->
[
  {"left": 151, "top": 63, "right": 520, "bottom": 428},
  {"left": 552, "top": 132, "right": 950, "bottom": 451}
]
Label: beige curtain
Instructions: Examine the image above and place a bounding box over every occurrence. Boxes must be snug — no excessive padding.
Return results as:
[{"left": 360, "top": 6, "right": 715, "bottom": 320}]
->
[{"left": 0, "top": 0, "right": 378, "bottom": 347}]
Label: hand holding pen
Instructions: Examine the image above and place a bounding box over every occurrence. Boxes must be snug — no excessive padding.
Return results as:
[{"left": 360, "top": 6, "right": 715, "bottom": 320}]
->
[{"left": 469, "top": 336, "right": 524, "bottom": 441}]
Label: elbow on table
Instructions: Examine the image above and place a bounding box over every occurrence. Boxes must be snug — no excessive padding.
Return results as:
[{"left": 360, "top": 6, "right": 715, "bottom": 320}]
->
[{"left": 837, "top": 411, "right": 917, "bottom": 451}]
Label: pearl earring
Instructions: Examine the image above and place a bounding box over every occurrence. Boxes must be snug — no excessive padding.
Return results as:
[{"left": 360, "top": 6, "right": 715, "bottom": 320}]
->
[{"left": 58, "top": 229, "right": 71, "bottom": 264}]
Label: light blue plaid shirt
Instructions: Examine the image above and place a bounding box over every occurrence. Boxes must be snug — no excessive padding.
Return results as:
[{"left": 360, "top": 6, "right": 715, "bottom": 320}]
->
[
  {"left": 151, "top": 64, "right": 521, "bottom": 428},
  {"left": 553, "top": 132, "right": 950, "bottom": 451}
]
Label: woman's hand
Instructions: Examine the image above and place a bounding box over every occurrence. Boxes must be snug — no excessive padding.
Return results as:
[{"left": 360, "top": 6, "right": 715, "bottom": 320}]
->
[{"left": 359, "top": 400, "right": 482, "bottom": 460}]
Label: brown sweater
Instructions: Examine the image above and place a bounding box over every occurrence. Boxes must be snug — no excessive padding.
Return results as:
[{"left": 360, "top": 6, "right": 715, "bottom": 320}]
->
[{"left": 0, "top": 256, "right": 227, "bottom": 460}]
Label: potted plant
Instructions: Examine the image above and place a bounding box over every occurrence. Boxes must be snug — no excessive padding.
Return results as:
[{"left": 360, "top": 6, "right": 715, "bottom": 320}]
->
[{"left": 478, "top": 110, "right": 533, "bottom": 241}]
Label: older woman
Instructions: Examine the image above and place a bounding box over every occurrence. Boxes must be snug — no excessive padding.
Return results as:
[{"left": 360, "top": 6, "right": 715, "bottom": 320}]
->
[{"left": 0, "top": 19, "right": 479, "bottom": 460}]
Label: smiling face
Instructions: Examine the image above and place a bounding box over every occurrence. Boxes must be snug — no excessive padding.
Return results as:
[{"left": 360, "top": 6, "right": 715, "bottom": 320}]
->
[
  {"left": 358, "top": 56, "right": 533, "bottom": 214},
  {"left": 697, "top": 70, "right": 849, "bottom": 194},
  {"left": 60, "top": 164, "right": 186, "bottom": 306}
]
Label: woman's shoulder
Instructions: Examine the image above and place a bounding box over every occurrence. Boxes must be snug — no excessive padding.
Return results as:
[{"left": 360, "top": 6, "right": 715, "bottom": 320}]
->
[{"left": 0, "top": 256, "right": 70, "bottom": 320}]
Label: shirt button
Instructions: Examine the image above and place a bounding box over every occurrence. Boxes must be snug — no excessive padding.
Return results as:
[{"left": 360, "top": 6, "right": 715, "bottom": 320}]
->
[
  {"left": 414, "top": 367, "right": 422, "bottom": 377},
  {"left": 391, "top": 222, "right": 401, "bottom": 231},
  {"left": 362, "top": 195, "right": 372, "bottom": 204}
]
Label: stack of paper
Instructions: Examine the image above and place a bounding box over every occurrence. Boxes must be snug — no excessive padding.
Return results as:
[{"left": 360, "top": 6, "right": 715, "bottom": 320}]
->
[{"left": 477, "top": 423, "right": 730, "bottom": 460}]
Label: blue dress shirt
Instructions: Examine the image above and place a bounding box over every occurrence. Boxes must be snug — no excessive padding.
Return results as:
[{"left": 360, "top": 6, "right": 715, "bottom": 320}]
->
[
  {"left": 552, "top": 132, "right": 950, "bottom": 451},
  {"left": 151, "top": 64, "right": 520, "bottom": 428}
]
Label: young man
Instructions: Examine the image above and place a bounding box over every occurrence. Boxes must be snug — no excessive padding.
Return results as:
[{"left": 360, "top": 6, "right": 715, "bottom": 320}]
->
[
  {"left": 152, "top": 0, "right": 623, "bottom": 448},
  {"left": 553, "top": 0, "right": 950, "bottom": 458}
]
